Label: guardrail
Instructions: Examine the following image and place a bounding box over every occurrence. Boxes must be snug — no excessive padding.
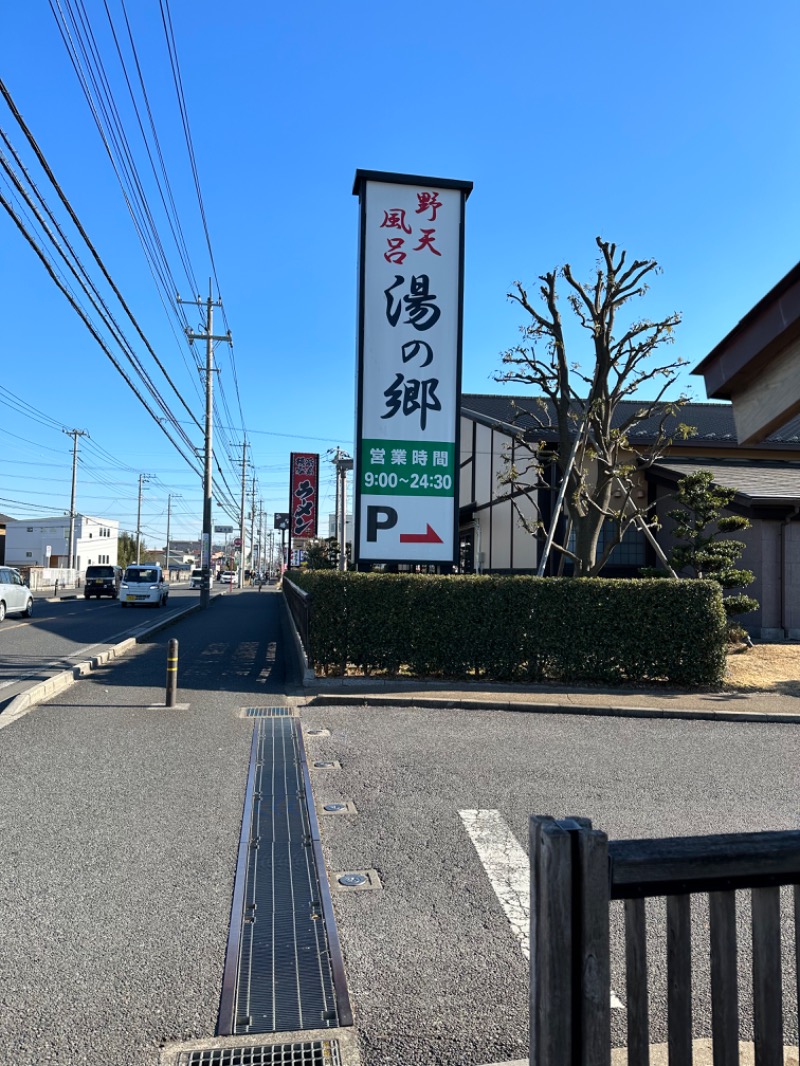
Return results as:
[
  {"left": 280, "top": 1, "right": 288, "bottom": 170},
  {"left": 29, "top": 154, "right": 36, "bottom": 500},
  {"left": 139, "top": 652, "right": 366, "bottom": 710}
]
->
[
  {"left": 530, "top": 816, "right": 800, "bottom": 1065},
  {"left": 283, "top": 577, "right": 312, "bottom": 659}
]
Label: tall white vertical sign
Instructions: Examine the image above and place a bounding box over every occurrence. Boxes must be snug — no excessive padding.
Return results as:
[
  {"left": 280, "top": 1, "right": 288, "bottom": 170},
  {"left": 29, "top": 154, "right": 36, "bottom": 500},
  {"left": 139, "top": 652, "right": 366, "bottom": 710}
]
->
[{"left": 353, "top": 170, "right": 472, "bottom": 565}]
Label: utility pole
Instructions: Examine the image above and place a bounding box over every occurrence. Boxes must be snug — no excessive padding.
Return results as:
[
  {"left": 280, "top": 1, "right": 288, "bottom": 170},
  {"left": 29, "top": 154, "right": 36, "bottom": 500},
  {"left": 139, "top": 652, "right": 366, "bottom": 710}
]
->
[
  {"left": 258, "top": 502, "right": 265, "bottom": 578},
  {"left": 64, "top": 429, "right": 88, "bottom": 571},
  {"left": 249, "top": 475, "right": 257, "bottom": 580},
  {"left": 332, "top": 447, "right": 353, "bottom": 571},
  {"left": 237, "top": 442, "right": 248, "bottom": 590},
  {"left": 179, "top": 281, "right": 231, "bottom": 609},
  {"left": 136, "top": 473, "right": 153, "bottom": 563},
  {"left": 166, "top": 493, "right": 181, "bottom": 577}
]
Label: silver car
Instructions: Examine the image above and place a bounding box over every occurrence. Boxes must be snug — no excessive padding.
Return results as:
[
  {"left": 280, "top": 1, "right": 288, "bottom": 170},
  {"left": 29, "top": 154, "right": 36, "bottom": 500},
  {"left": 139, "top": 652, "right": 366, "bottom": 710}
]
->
[{"left": 0, "top": 566, "right": 34, "bottom": 622}]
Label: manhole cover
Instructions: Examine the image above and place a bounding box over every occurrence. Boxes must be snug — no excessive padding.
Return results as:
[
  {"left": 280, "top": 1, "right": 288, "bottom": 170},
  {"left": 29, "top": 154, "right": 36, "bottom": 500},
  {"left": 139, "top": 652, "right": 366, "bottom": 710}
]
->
[{"left": 338, "top": 874, "right": 367, "bottom": 887}]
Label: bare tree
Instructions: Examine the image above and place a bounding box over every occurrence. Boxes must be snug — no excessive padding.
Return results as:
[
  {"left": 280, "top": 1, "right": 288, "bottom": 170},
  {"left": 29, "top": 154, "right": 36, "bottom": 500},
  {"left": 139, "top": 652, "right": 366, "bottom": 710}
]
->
[{"left": 496, "top": 237, "right": 691, "bottom": 576}]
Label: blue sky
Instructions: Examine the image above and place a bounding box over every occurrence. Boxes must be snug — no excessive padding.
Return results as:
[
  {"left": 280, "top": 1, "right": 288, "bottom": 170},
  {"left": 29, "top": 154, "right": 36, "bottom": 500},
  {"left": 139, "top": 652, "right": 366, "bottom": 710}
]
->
[{"left": 2, "top": 0, "right": 799, "bottom": 548}]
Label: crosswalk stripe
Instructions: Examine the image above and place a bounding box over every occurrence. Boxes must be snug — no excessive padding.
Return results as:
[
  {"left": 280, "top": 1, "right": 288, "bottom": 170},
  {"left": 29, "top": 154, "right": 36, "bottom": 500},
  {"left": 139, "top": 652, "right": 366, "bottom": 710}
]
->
[{"left": 459, "top": 809, "right": 623, "bottom": 1010}]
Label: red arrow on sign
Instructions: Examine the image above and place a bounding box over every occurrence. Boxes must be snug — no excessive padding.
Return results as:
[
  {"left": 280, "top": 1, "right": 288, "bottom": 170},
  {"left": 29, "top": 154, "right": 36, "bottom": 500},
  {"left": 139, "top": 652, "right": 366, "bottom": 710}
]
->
[{"left": 399, "top": 524, "right": 443, "bottom": 544}]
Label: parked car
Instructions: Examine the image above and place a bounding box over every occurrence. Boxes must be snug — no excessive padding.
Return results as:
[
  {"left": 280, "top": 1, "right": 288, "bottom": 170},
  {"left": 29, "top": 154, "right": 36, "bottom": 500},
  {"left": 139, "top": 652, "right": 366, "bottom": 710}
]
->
[
  {"left": 84, "top": 564, "right": 123, "bottom": 599},
  {"left": 218, "top": 571, "right": 236, "bottom": 584},
  {"left": 0, "top": 566, "right": 34, "bottom": 622},
  {"left": 119, "top": 565, "right": 170, "bottom": 607},
  {"left": 190, "top": 568, "right": 204, "bottom": 589}
]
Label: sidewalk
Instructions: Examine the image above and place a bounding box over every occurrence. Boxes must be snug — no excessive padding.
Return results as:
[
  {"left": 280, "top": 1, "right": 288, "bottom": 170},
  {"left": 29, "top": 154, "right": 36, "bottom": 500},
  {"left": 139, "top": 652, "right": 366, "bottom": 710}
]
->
[
  {"left": 304, "top": 675, "right": 800, "bottom": 722},
  {"left": 0, "top": 590, "right": 297, "bottom": 1066},
  {"left": 282, "top": 586, "right": 800, "bottom": 722}
]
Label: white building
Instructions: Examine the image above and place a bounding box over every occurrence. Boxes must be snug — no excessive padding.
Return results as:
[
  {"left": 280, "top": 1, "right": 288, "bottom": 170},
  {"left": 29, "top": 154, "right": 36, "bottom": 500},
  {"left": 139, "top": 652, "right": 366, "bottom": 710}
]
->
[
  {"left": 326, "top": 513, "right": 353, "bottom": 541},
  {"left": 5, "top": 515, "right": 120, "bottom": 572}
]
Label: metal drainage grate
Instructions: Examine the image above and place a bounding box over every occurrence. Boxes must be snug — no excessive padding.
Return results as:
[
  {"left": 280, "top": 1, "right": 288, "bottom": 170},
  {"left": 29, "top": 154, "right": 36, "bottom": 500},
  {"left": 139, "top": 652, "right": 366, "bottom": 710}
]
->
[
  {"left": 176, "top": 1041, "right": 341, "bottom": 1065},
  {"left": 242, "top": 707, "right": 294, "bottom": 718},
  {"left": 219, "top": 718, "right": 350, "bottom": 1037}
]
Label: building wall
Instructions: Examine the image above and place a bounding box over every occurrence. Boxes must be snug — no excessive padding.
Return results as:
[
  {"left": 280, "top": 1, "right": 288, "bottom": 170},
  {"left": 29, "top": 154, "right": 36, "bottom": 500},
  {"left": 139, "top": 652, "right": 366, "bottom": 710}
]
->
[
  {"left": 651, "top": 486, "right": 788, "bottom": 639},
  {"left": 784, "top": 522, "right": 800, "bottom": 638},
  {"left": 5, "top": 516, "right": 119, "bottom": 572},
  {"left": 459, "top": 417, "right": 537, "bottom": 573},
  {"left": 753, "top": 522, "right": 781, "bottom": 638},
  {"left": 74, "top": 516, "right": 119, "bottom": 570},
  {"left": 460, "top": 409, "right": 800, "bottom": 636}
]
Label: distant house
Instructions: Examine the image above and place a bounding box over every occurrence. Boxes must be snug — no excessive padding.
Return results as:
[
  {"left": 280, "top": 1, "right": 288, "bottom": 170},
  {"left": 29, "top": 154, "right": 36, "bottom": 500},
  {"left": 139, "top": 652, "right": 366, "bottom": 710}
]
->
[
  {"left": 458, "top": 395, "right": 800, "bottom": 638},
  {"left": 4, "top": 515, "right": 120, "bottom": 573},
  {"left": 0, "top": 512, "right": 13, "bottom": 565}
]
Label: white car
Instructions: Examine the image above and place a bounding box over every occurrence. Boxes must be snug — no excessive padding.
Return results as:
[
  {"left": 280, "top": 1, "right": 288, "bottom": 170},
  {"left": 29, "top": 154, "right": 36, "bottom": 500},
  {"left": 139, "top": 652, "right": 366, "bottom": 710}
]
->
[
  {"left": 0, "top": 566, "right": 34, "bottom": 622},
  {"left": 190, "top": 568, "right": 204, "bottom": 589},
  {"left": 120, "top": 565, "right": 169, "bottom": 607},
  {"left": 218, "top": 571, "right": 236, "bottom": 585}
]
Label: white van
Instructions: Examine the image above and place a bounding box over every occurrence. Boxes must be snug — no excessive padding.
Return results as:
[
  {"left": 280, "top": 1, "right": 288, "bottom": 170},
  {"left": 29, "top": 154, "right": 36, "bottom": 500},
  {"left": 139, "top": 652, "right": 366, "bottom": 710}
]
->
[
  {"left": 190, "top": 568, "right": 203, "bottom": 590},
  {"left": 120, "top": 565, "right": 169, "bottom": 607}
]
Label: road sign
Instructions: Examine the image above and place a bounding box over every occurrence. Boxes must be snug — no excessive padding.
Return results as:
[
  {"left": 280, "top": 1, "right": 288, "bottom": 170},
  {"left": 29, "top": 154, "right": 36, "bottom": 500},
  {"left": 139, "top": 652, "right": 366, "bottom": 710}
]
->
[
  {"left": 214, "top": 525, "right": 233, "bottom": 534},
  {"left": 273, "top": 512, "right": 290, "bottom": 531},
  {"left": 352, "top": 170, "right": 472, "bottom": 565}
]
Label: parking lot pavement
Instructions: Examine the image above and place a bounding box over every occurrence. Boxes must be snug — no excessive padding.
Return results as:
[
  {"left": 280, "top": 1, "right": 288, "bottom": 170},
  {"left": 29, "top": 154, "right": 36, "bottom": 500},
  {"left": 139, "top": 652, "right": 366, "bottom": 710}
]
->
[{"left": 298, "top": 700, "right": 800, "bottom": 1066}]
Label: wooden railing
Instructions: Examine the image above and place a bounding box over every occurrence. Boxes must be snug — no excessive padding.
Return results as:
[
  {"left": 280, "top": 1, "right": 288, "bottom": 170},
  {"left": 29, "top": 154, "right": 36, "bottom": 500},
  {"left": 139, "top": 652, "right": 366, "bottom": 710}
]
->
[{"left": 530, "top": 816, "right": 800, "bottom": 1066}]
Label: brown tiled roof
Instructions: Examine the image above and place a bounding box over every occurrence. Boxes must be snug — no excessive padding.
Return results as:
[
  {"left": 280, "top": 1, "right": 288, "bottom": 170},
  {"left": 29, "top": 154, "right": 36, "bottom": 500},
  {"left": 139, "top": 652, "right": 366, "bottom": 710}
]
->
[
  {"left": 650, "top": 459, "right": 800, "bottom": 504},
  {"left": 461, "top": 394, "right": 800, "bottom": 449}
]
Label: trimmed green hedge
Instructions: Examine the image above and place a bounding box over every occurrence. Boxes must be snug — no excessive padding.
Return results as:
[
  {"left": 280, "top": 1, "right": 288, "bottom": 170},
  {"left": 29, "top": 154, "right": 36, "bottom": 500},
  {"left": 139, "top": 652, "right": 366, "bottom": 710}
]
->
[{"left": 287, "top": 572, "right": 727, "bottom": 687}]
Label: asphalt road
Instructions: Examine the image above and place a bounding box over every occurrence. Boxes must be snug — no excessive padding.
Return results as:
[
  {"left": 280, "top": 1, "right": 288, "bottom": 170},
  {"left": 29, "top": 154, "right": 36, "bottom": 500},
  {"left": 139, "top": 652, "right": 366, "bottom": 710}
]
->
[
  {"left": 299, "top": 702, "right": 800, "bottom": 1066},
  {"left": 0, "top": 586, "right": 205, "bottom": 710}
]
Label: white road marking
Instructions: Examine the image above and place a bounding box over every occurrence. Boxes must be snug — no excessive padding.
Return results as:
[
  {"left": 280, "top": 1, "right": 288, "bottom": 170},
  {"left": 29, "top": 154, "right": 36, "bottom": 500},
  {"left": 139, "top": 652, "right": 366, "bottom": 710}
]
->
[
  {"left": 460, "top": 809, "right": 531, "bottom": 956},
  {"left": 459, "top": 809, "right": 623, "bottom": 1010}
]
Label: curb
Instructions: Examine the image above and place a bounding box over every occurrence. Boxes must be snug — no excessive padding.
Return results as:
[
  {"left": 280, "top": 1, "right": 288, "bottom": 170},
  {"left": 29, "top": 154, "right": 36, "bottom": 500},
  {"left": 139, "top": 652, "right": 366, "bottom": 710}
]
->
[
  {"left": 306, "top": 692, "right": 800, "bottom": 725},
  {"left": 0, "top": 599, "right": 211, "bottom": 730}
]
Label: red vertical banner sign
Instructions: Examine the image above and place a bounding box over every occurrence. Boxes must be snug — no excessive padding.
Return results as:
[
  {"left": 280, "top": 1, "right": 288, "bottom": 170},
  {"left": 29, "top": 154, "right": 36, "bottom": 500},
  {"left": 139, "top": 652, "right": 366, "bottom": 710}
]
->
[{"left": 289, "top": 452, "right": 319, "bottom": 539}]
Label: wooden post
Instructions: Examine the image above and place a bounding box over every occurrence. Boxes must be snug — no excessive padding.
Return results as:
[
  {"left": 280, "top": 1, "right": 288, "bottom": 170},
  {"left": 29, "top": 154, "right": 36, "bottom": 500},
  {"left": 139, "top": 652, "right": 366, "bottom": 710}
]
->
[
  {"left": 574, "top": 822, "right": 612, "bottom": 1066},
  {"left": 709, "top": 890, "right": 740, "bottom": 1066},
  {"left": 530, "top": 816, "right": 573, "bottom": 1066},
  {"left": 530, "top": 816, "right": 612, "bottom": 1066},
  {"left": 752, "top": 886, "right": 783, "bottom": 1066},
  {"left": 666, "top": 894, "right": 693, "bottom": 1065},
  {"left": 625, "top": 898, "right": 650, "bottom": 1066}
]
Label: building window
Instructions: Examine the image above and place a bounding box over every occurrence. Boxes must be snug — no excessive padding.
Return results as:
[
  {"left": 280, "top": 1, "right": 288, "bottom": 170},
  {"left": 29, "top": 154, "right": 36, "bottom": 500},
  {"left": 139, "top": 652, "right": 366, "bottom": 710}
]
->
[
  {"left": 27, "top": 527, "right": 33, "bottom": 533},
  {"left": 566, "top": 520, "right": 647, "bottom": 571},
  {"left": 26, "top": 551, "right": 32, "bottom": 557}
]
